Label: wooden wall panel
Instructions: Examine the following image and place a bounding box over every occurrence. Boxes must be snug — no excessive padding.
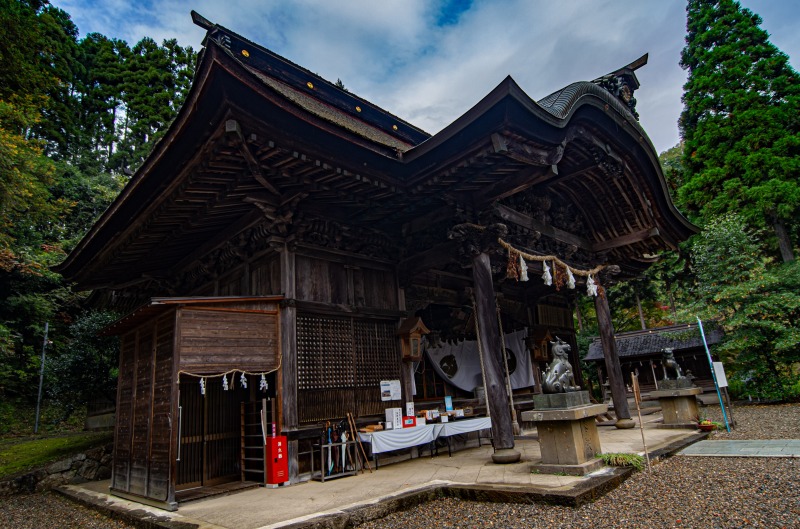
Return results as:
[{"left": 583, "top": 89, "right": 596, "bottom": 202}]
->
[
  {"left": 129, "top": 329, "right": 153, "bottom": 497},
  {"left": 353, "top": 268, "right": 397, "bottom": 309},
  {"left": 147, "top": 315, "right": 175, "bottom": 500},
  {"left": 112, "top": 335, "right": 136, "bottom": 492},
  {"left": 250, "top": 256, "right": 280, "bottom": 295},
  {"left": 178, "top": 308, "right": 280, "bottom": 373}
]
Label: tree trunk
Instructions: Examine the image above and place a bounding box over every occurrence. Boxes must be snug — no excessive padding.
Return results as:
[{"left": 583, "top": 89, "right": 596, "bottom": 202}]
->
[
  {"left": 594, "top": 287, "right": 633, "bottom": 427},
  {"left": 635, "top": 291, "right": 646, "bottom": 330},
  {"left": 774, "top": 219, "right": 795, "bottom": 262}
]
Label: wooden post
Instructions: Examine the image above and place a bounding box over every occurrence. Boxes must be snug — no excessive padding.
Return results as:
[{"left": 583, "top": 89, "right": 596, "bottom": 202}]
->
[
  {"left": 278, "top": 241, "right": 300, "bottom": 481},
  {"left": 397, "top": 287, "right": 415, "bottom": 404},
  {"left": 593, "top": 285, "right": 634, "bottom": 428},
  {"left": 450, "top": 223, "right": 520, "bottom": 463}
]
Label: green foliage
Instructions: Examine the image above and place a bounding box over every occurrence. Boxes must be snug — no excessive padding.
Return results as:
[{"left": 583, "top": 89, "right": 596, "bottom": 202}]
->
[
  {"left": 688, "top": 214, "right": 800, "bottom": 401},
  {"left": 0, "top": 0, "right": 193, "bottom": 405},
  {"left": 598, "top": 452, "right": 645, "bottom": 471},
  {"left": 0, "top": 430, "right": 112, "bottom": 479},
  {"left": 47, "top": 310, "right": 120, "bottom": 410},
  {"left": 679, "top": 0, "right": 800, "bottom": 261}
]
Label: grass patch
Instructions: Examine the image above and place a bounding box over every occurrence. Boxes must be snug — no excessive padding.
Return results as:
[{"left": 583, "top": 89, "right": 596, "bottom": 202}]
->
[
  {"left": 0, "top": 431, "right": 113, "bottom": 480},
  {"left": 598, "top": 452, "right": 645, "bottom": 471}
]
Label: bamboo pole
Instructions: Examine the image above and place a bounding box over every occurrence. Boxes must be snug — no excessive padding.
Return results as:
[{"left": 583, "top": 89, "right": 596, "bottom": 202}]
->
[{"left": 631, "top": 372, "right": 651, "bottom": 473}]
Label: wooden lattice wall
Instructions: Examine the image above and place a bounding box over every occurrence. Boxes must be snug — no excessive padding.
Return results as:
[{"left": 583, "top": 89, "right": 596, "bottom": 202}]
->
[{"left": 297, "top": 313, "right": 400, "bottom": 423}]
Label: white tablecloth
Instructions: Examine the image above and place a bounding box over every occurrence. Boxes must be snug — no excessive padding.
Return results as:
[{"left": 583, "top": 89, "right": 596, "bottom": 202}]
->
[
  {"left": 432, "top": 417, "right": 492, "bottom": 438},
  {"left": 358, "top": 424, "right": 436, "bottom": 454}
]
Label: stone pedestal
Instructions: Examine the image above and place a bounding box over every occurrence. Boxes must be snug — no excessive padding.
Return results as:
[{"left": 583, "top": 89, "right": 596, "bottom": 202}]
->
[
  {"left": 652, "top": 386, "right": 702, "bottom": 428},
  {"left": 521, "top": 392, "right": 607, "bottom": 476}
]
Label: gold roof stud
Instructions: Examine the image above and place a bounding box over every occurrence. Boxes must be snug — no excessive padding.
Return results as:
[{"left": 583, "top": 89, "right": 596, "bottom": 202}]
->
[
  {"left": 241, "top": 49, "right": 250, "bottom": 57},
  {"left": 307, "top": 81, "right": 314, "bottom": 89},
  {"left": 392, "top": 125, "right": 398, "bottom": 130},
  {"left": 355, "top": 106, "right": 362, "bottom": 112}
]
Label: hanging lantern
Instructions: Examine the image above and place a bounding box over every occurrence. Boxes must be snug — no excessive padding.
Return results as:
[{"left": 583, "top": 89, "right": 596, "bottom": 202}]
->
[
  {"left": 200, "top": 377, "right": 206, "bottom": 396},
  {"left": 519, "top": 254, "right": 529, "bottom": 282},
  {"left": 542, "top": 261, "right": 553, "bottom": 286},
  {"left": 566, "top": 267, "right": 576, "bottom": 289},
  {"left": 240, "top": 372, "right": 248, "bottom": 389},
  {"left": 587, "top": 275, "right": 598, "bottom": 297},
  {"left": 397, "top": 317, "right": 430, "bottom": 362},
  {"left": 260, "top": 374, "right": 268, "bottom": 392}
]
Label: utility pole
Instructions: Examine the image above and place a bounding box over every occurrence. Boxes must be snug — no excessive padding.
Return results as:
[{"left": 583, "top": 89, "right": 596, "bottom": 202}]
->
[{"left": 34, "top": 322, "right": 49, "bottom": 434}]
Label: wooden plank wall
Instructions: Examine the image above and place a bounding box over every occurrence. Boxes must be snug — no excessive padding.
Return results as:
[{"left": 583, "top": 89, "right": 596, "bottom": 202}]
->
[
  {"left": 294, "top": 255, "right": 397, "bottom": 309},
  {"left": 112, "top": 314, "right": 176, "bottom": 502},
  {"left": 112, "top": 336, "right": 136, "bottom": 492},
  {"left": 129, "top": 328, "right": 153, "bottom": 496},
  {"left": 148, "top": 314, "right": 176, "bottom": 500},
  {"left": 177, "top": 305, "right": 280, "bottom": 374}
]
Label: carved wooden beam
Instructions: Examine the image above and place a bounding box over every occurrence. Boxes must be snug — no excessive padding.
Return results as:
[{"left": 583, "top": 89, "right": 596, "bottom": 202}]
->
[
  {"left": 495, "top": 204, "right": 659, "bottom": 254},
  {"left": 491, "top": 133, "right": 564, "bottom": 166},
  {"left": 479, "top": 164, "right": 557, "bottom": 204},
  {"left": 495, "top": 203, "right": 592, "bottom": 251},
  {"left": 225, "top": 119, "right": 281, "bottom": 196}
]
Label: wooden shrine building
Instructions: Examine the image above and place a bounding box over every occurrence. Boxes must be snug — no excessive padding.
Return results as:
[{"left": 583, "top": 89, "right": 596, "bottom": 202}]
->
[
  {"left": 585, "top": 322, "right": 724, "bottom": 393},
  {"left": 55, "top": 12, "right": 695, "bottom": 508}
]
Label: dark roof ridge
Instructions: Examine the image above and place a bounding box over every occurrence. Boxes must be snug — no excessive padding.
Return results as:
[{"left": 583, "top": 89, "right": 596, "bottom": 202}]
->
[{"left": 191, "top": 11, "right": 430, "bottom": 146}]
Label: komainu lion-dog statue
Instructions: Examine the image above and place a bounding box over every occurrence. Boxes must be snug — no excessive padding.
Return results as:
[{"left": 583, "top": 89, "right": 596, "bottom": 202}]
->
[{"left": 543, "top": 337, "right": 581, "bottom": 393}]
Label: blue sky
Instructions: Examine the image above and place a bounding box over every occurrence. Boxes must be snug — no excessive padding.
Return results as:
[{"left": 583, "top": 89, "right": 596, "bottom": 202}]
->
[{"left": 52, "top": 0, "right": 800, "bottom": 155}]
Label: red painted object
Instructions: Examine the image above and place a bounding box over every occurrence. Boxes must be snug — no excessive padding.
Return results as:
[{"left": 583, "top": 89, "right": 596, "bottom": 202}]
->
[{"left": 266, "top": 436, "right": 289, "bottom": 484}]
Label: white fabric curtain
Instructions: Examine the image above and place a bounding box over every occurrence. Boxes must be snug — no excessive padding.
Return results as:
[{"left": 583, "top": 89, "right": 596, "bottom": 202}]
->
[{"left": 424, "top": 329, "right": 533, "bottom": 392}]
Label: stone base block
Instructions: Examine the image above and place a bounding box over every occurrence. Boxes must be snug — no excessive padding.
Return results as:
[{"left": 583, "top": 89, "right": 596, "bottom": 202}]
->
[
  {"left": 532, "top": 457, "right": 605, "bottom": 476},
  {"left": 533, "top": 390, "right": 591, "bottom": 409},
  {"left": 653, "top": 387, "right": 702, "bottom": 427},
  {"left": 522, "top": 404, "right": 608, "bottom": 471}
]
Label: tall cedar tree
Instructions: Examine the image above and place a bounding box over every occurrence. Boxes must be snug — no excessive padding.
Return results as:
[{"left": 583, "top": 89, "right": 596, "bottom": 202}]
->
[{"left": 679, "top": 0, "right": 800, "bottom": 262}]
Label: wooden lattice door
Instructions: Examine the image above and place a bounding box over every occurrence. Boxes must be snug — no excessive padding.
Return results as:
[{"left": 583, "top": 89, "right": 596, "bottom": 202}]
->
[{"left": 177, "top": 376, "right": 243, "bottom": 490}]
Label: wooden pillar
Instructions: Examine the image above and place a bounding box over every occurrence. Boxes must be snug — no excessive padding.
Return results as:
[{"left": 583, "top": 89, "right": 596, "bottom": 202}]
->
[
  {"left": 278, "top": 241, "right": 300, "bottom": 481},
  {"left": 593, "top": 285, "right": 634, "bottom": 428},
  {"left": 450, "top": 223, "right": 519, "bottom": 463},
  {"left": 397, "top": 288, "right": 415, "bottom": 404}
]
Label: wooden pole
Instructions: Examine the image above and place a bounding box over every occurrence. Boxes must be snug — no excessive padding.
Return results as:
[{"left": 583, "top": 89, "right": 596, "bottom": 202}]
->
[
  {"left": 631, "top": 373, "right": 651, "bottom": 472},
  {"left": 449, "top": 222, "right": 519, "bottom": 463},
  {"left": 347, "top": 412, "right": 372, "bottom": 473},
  {"left": 472, "top": 252, "right": 520, "bottom": 463},
  {"left": 594, "top": 286, "right": 634, "bottom": 428}
]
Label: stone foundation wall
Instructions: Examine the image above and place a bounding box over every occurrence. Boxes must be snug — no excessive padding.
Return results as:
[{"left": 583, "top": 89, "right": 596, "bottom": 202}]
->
[{"left": 0, "top": 443, "right": 113, "bottom": 496}]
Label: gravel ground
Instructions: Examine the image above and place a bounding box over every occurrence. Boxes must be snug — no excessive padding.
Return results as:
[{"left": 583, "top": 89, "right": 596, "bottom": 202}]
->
[
  {"left": 1, "top": 403, "right": 798, "bottom": 529},
  {"left": 356, "top": 402, "right": 800, "bottom": 529},
  {"left": 0, "top": 491, "right": 136, "bottom": 529}
]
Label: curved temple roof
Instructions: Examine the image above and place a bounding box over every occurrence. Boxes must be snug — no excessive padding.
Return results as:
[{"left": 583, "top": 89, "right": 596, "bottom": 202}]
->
[{"left": 56, "top": 12, "right": 695, "bottom": 290}]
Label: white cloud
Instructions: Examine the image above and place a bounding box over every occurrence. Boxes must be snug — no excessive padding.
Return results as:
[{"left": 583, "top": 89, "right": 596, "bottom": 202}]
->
[{"left": 51, "top": 0, "right": 800, "bottom": 154}]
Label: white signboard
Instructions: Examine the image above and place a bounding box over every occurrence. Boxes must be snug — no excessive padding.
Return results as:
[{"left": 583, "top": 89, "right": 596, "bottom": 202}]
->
[
  {"left": 380, "top": 380, "right": 402, "bottom": 401},
  {"left": 713, "top": 362, "right": 728, "bottom": 388}
]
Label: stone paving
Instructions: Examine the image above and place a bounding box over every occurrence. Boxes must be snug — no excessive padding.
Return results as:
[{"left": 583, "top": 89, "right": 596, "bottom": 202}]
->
[
  {"left": 58, "top": 415, "right": 698, "bottom": 529},
  {"left": 678, "top": 439, "right": 800, "bottom": 457}
]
